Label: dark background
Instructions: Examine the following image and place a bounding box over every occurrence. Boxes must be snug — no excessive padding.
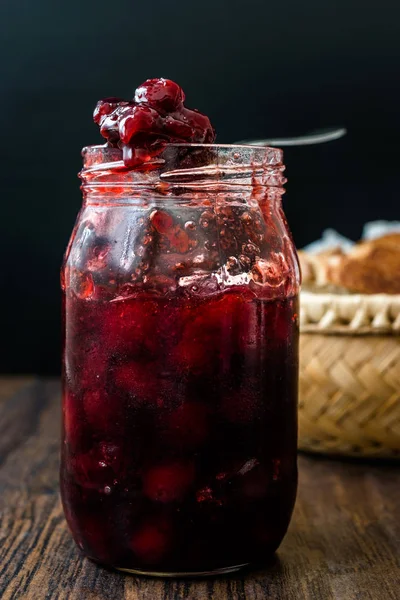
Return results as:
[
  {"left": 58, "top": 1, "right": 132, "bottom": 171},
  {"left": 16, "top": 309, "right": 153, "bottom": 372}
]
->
[{"left": 0, "top": 0, "right": 399, "bottom": 375}]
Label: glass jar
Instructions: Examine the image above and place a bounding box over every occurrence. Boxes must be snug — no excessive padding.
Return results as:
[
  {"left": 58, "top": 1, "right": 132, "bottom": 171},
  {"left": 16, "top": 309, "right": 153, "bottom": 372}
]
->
[{"left": 60, "top": 143, "right": 300, "bottom": 576}]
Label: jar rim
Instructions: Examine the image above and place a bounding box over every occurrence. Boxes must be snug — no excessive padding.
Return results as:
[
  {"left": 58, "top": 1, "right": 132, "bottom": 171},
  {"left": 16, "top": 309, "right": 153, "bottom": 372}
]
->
[
  {"left": 81, "top": 143, "right": 284, "bottom": 166},
  {"left": 80, "top": 143, "right": 286, "bottom": 192},
  {"left": 82, "top": 142, "right": 283, "bottom": 151}
]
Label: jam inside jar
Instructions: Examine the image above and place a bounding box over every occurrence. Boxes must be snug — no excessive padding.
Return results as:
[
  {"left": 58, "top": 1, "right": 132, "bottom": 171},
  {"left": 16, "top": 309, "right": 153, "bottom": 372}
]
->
[{"left": 60, "top": 143, "right": 300, "bottom": 576}]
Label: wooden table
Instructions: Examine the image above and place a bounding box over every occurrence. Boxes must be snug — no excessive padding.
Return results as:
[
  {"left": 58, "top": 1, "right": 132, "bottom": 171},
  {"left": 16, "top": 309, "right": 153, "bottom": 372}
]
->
[{"left": 0, "top": 377, "right": 399, "bottom": 600}]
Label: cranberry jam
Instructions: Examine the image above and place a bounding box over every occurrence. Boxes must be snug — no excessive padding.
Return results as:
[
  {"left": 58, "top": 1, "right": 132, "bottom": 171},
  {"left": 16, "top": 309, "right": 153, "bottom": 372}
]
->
[
  {"left": 61, "top": 79, "right": 300, "bottom": 576},
  {"left": 93, "top": 78, "right": 215, "bottom": 168}
]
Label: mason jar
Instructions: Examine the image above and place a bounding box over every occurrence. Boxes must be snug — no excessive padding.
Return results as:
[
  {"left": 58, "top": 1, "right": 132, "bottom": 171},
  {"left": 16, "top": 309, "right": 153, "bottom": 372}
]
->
[{"left": 60, "top": 143, "right": 300, "bottom": 576}]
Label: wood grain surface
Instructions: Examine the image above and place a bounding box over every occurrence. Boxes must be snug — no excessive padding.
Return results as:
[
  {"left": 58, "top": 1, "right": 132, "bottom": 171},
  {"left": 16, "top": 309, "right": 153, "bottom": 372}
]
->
[{"left": 0, "top": 377, "right": 399, "bottom": 600}]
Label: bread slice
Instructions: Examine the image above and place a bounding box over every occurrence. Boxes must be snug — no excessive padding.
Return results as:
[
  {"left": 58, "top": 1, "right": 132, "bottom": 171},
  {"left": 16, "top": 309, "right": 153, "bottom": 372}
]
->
[
  {"left": 299, "top": 233, "right": 400, "bottom": 294},
  {"left": 327, "top": 237, "right": 400, "bottom": 294}
]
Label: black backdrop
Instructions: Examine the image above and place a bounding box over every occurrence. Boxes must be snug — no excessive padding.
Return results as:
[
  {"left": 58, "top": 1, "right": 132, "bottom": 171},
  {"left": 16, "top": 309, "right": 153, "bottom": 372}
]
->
[{"left": 1, "top": 0, "right": 399, "bottom": 374}]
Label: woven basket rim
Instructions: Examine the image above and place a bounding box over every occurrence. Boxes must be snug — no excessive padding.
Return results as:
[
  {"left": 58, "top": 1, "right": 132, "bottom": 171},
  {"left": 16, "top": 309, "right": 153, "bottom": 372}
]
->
[{"left": 300, "top": 290, "right": 400, "bottom": 335}]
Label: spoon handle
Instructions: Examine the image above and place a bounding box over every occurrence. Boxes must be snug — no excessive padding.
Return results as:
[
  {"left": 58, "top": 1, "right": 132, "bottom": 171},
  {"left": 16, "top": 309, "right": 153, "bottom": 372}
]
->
[{"left": 239, "top": 127, "right": 347, "bottom": 147}]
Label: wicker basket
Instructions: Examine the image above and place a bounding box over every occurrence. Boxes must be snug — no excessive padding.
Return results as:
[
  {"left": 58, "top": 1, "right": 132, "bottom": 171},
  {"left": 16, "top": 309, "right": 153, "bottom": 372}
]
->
[{"left": 299, "top": 291, "right": 400, "bottom": 458}]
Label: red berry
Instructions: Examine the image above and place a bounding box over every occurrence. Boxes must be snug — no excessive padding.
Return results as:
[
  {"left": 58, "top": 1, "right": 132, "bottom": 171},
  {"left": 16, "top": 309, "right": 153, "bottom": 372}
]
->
[
  {"left": 98, "top": 441, "right": 125, "bottom": 472},
  {"left": 93, "top": 97, "right": 124, "bottom": 124},
  {"left": 150, "top": 209, "right": 174, "bottom": 234},
  {"left": 134, "top": 78, "right": 185, "bottom": 112},
  {"left": 69, "top": 441, "right": 125, "bottom": 490},
  {"left": 112, "top": 361, "right": 161, "bottom": 404},
  {"left": 172, "top": 310, "right": 219, "bottom": 375},
  {"left": 98, "top": 103, "right": 132, "bottom": 144},
  {"left": 163, "top": 114, "right": 193, "bottom": 138},
  {"left": 172, "top": 293, "right": 247, "bottom": 375},
  {"left": 102, "top": 299, "right": 160, "bottom": 357},
  {"left": 130, "top": 516, "right": 172, "bottom": 564},
  {"left": 119, "top": 105, "right": 162, "bottom": 144},
  {"left": 122, "top": 144, "right": 155, "bottom": 169},
  {"left": 168, "top": 226, "right": 191, "bottom": 253},
  {"left": 83, "top": 389, "right": 123, "bottom": 432},
  {"left": 149, "top": 210, "right": 191, "bottom": 253},
  {"left": 142, "top": 461, "right": 195, "bottom": 503},
  {"left": 70, "top": 451, "right": 110, "bottom": 489},
  {"left": 177, "top": 106, "right": 215, "bottom": 143}
]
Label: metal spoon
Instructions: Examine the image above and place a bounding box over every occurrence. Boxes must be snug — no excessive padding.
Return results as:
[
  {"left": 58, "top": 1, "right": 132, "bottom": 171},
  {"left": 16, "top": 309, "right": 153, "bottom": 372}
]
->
[{"left": 238, "top": 127, "right": 347, "bottom": 147}]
